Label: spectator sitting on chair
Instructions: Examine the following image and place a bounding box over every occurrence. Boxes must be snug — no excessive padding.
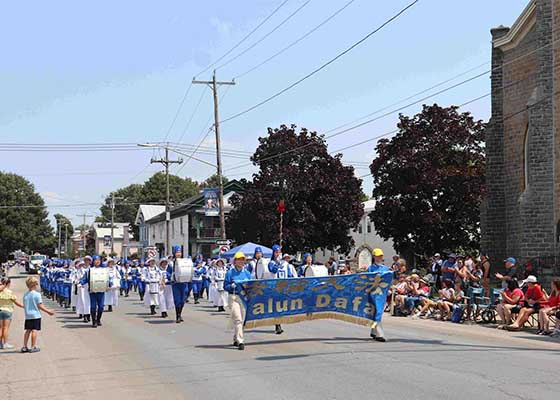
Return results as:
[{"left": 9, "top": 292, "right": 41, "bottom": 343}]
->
[
  {"left": 506, "top": 275, "right": 545, "bottom": 331},
  {"left": 537, "top": 278, "right": 560, "bottom": 335},
  {"left": 495, "top": 257, "right": 519, "bottom": 289},
  {"left": 496, "top": 279, "right": 524, "bottom": 329},
  {"left": 436, "top": 279, "right": 456, "bottom": 320},
  {"left": 403, "top": 274, "right": 421, "bottom": 314},
  {"left": 407, "top": 278, "right": 430, "bottom": 317},
  {"left": 439, "top": 281, "right": 464, "bottom": 321},
  {"left": 393, "top": 275, "right": 409, "bottom": 310}
]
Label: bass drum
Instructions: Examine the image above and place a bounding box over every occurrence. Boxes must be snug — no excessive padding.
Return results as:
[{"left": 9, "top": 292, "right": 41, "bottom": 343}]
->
[
  {"left": 89, "top": 268, "right": 109, "bottom": 293},
  {"left": 174, "top": 258, "right": 193, "bottom": 283},
  {"left": 304, "top": 265, "right": 329, "bottom": 277},
  {"left": 255, "top": 258, "right": 275, "bottom": 280}
]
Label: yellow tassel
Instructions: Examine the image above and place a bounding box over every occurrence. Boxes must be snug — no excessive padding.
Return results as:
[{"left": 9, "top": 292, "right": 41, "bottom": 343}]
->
[{"left": 244, "top": 312, "right": 374, "bottom": 329}]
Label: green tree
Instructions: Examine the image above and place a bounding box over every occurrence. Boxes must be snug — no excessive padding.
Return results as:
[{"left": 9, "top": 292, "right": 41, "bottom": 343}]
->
[
  {"left": 227, "top": 125, "right": 364, "bottom": 253},
  {"left": 369, "top": 104, "right": 485, "bottom": 258},
  {"left": 53, "top": 213, "right": 74, "bottom": 257},
  {"left": 200, "top": 173, "right": 229, "bottom": 189},
  {"left": 53, "top": 213, "right": 74, "bottom": 237},
  {"left": 100, "top": 184, "right": 143, "bottom": 239},
  {"left": 0, "top": 172, "right": 55, "bottom": 259},
  {"left": 141, "top": 172, "right": 199, "bottom": 205}
]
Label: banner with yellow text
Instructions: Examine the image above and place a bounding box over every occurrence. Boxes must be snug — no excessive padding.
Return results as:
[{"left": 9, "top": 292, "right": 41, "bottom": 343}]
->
[{"left": 237, "top": 272, "right": 393, "bottom": 329}]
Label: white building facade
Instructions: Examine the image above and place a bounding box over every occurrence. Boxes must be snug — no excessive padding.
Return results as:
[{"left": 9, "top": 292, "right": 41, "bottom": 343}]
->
[{"left": 314, "top": 200, "right": 396, "bottom": 268}]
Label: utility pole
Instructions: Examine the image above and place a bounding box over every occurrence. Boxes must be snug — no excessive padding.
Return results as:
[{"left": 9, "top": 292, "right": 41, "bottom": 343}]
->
[
  {"left": 151, "top": 145, "right": 183, "bottom": 256},
  {"left": 193, "top": 71, "right": 235, "bottom": 240}
]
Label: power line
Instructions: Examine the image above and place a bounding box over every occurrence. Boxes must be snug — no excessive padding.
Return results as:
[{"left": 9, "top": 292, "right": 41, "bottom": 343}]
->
[
  {"left": 175, "top": 85, "right": 233, "bottom": 176},
  {"left": 220, "top": 0, "right": 419, "bottom": 124},
  {"left": 195, "top": 0, "right": 291, "bottom": 78},
  {"left": 175, "top": 86, "right": 208, "bottom": 145},
  {"left": 222, "top": 32, "right": 557, "bottom": 173},
  {"left": 234, "top": 0, "right": 357, "bottom": 80},
  {"left": 161, "top": 82, "right": 193, "bottom": 143},
  {"left": 214, "top": 0, "right": 313, "bottom": 72},
  {"left": 324, "top": 61, "right": 490, "bottom": 134}
]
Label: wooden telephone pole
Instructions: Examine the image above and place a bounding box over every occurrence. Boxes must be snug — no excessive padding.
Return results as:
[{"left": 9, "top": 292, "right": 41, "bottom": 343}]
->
[
  {"left": 150, "top": 146, "right": 183, "bottom": 256},
  {"left": 193, "top": 71, "right": 235, "bottom": 239}
]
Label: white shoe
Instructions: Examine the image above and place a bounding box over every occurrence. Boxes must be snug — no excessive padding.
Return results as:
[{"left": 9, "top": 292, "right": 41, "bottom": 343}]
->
[{"left": 3, "top": 343, "right": 14, "bottom": 349}]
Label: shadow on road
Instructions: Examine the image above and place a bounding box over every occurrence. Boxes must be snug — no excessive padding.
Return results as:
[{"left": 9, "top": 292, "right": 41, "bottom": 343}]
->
[
  {"left": 144, "top": 320, "right": 176, "bottom": 325},
  {"left": 196, "top": 335, "right": 560, "bottom": 355},
  {"left": 62, "top": 324, "right": 94, "bottom": 329}
]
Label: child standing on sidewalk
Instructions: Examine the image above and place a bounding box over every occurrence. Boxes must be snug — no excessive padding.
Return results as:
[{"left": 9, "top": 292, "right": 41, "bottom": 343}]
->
[
  {"left": 22, "top": 277, "right": 54, "bottom": 353},
  {"left": 0, "top": 277, "right": 24, "bottom": 349}
]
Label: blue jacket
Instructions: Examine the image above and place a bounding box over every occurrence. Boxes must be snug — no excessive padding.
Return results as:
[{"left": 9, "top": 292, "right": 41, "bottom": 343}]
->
[
  {"left": 367, "top": 263, "right": 389, "bottom": 273},
  {"left": 164, "top": 265, "right": 173, "bottom": 285},
  {"left": 224, "top": 267, "right": 252, "bottom": 294}
]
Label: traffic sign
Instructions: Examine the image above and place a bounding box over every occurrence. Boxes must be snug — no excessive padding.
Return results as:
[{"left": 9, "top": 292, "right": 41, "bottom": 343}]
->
[
  {"left": 219, "top": 245, "right": 230, "bottom": 254},
  {"left": 216, "top": 239, "right": 234, "bottom": 246}
]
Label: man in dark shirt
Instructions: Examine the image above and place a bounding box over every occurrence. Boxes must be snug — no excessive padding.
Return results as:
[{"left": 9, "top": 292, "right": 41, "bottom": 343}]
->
[{"left": 495, "top": 257, "right": 519, "bottom": 289}]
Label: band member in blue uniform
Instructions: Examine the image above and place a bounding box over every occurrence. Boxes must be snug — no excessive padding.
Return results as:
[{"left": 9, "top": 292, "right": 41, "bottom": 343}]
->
[
  {"left": 365, "top": 248, "right": 391, "bottom": 342},
  {"left": 224, "top": 252, "right": 252, "bottom": 350},
  {"left": 136, "top": 260, "right": 146, "bottom": 301},
  {"left": 120, "top": 260, "right": 133, "bottom": 297},
  {"left": 202, "top": 258, "right": 211, "bottom": 300},
  {"left": 170, "top": 246, "right": 188, "bottom": 323},
  {"left": 192, "top": 255, "right": 206, "bottom": 304},
  {"left": 79, "top": 255, "right": 108, "bottom": 328},
  {"left": 61, "top": 261, "right": 72, "bottom": 308}
]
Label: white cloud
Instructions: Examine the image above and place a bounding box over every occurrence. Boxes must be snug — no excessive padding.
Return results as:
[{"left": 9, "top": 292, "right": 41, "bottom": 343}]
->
[
  {"left": 210, "top": 17, "right": 232, "bottom": 37},
  {"left": 42, "top": 191, "right": 65, "bottom": 203}
]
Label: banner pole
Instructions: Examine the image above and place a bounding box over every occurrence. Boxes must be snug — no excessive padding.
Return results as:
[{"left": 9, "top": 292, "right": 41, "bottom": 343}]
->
[{"left": 279, "top": 211, "right": 284, "bottom": 247}]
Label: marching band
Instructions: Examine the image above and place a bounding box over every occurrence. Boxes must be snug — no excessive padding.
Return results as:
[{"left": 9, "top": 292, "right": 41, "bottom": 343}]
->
[{"left": 36, "top": 244, "right": 390, "bottom": 349}]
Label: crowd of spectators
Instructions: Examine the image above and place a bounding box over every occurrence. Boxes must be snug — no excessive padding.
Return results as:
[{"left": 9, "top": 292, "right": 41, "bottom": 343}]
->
[{"left": 386, "top": 253, "right": 560, "bottom": 337}]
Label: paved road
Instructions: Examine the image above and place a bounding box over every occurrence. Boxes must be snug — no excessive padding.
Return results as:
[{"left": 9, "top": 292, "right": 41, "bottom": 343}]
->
[{"left": 2, "top": 272, "right": 559, "bottom": 400}]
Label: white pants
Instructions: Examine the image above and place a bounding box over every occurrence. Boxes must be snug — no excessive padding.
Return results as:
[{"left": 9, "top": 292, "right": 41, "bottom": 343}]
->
[
  {"left": 144, "top": 290, "right": 160, "bottom": 307},
  {"left": 105, "top": 288, "right": 119, "bottom": 307},
  {"left": 158, "top": 285, "right": 174, "bottom": 312},
  {"left": 216, "top": 290, "right": 228, "bottom": 307},
  {"left": 77, "top": 286, "right": 90, "bottom": 315},
  {"left": 209, "top": 283, "right": 217, "bottom": 305},
  {"left": 228, "top": 294, "right": 245, "bottom": 344},
  {"left": 71, "top": 285, "right": 79, "bottom": 309}
]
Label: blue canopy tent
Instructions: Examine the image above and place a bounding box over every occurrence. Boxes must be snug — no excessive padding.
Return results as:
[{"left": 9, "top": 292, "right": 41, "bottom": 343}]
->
[{"left": 221, "top": 242, "right": 273, "bottom": 259}]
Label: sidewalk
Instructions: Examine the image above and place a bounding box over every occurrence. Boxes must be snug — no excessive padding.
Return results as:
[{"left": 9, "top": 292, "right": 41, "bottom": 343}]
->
[{"left": 0, "top": 271, "right": 185, "bottom": 400}]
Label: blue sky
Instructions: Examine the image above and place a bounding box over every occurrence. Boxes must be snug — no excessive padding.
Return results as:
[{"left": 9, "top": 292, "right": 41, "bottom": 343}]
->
[{"left": 0, "top": 0, "right": 529, "bottom": 227}]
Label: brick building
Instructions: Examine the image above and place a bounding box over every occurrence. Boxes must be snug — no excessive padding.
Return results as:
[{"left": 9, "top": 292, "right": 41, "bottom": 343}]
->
[{"left": 482, "top": 0, "right": 560, "bottom": 265}]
